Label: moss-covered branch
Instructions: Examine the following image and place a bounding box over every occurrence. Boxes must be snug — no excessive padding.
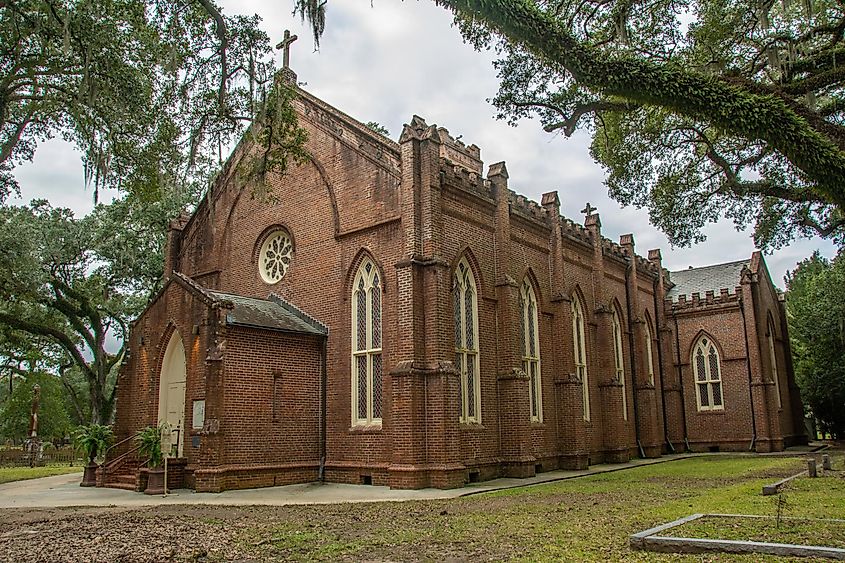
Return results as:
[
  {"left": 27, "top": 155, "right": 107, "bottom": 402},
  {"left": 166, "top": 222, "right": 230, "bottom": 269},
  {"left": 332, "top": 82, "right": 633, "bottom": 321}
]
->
[{"left": 435, "top": 0, "right": 845, "bottom": 208}]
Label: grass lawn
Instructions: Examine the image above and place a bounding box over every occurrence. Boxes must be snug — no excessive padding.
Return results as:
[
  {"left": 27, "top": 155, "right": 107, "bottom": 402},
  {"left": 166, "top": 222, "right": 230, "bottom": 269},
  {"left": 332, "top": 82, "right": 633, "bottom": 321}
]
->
[
  {"left": 663, "top": 514, "right": 845, "bottom": 549},
  {"left": 0, "top": 464, "right": 82, "bottom": 485},
  {"left": 1, "top": 454, "right": 843, "bottom": 561},
  {"left": 240, "top": 455, "right": 845, "bottom": 561}
]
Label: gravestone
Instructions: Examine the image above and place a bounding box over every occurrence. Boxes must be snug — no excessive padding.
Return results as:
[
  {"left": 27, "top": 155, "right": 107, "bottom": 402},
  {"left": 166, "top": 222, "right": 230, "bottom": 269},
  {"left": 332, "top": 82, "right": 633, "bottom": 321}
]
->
[
  {"left": 822, "top": 454, "right": 831, "bottom": 471},
  {"left": 807, "top": 458, "right": 817, "bottom": 478}
]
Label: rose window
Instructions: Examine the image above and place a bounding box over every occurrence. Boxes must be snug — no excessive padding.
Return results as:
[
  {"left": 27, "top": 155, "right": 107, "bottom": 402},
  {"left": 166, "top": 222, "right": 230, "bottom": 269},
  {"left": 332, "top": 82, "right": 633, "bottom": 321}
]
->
[{"left": 259, "top": 230, "right": 293, "bottom": 284}]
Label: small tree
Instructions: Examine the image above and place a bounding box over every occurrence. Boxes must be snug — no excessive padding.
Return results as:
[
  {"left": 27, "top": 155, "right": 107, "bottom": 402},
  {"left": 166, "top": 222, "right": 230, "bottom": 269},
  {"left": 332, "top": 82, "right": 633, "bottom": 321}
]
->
[{"left": 786, "top": 250, "right": 845, "bottom": 439}]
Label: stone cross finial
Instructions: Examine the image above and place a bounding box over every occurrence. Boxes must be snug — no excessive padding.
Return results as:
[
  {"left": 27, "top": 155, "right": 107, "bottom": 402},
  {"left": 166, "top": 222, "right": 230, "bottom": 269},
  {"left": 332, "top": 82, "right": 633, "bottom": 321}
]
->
[
  {"left": 276, "top": 30, "right": 298, "bottom": 69},
  {"left": 581, "top": 202, "right": 597, "bottom": 216}
]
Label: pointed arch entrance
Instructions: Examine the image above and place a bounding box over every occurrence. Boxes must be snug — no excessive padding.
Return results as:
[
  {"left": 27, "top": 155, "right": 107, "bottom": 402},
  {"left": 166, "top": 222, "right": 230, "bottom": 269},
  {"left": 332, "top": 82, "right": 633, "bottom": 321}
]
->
[{"left": 158, "top": 330, "right": 187, "bottom": 456}]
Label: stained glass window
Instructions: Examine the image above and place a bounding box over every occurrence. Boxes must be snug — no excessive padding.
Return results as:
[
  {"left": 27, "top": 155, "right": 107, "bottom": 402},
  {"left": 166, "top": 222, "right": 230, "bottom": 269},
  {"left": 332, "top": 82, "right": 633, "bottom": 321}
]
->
[
  {"left": 259, "top": 230, "right": 293, "bottom": 284},
  {"left": 768, "top": 320, "right": 782, "bottom": 408},
  {"left": 572, "top": 294, "right": 589, "bottom": 421},
  {"left": 692, "top": 337, "right": 725, "bottom": 411},
  {"left": 351, "top": 257, "right": 382, "bottom": 425},
  {"left": 612, "top": 308, "right": 627, "bottom": 421},
  {"left": 645, "top": 318, "right": 656, "bottom": 386},
  {"left": 453, "top": 258, "right": 481, "bottom": 423},
  {"left": 521, "top": 280, "right": 542, "bottom": 422}
]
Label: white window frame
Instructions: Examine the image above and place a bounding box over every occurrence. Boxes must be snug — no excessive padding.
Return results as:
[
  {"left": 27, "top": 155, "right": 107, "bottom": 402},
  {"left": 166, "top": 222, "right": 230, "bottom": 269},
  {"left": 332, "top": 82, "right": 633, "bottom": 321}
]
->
[
  {"left": 453, "top": 258, "right": 481, "bottom": 423},
  {"left": 612, "top": 307, "right": 628, "bottom": 421},
  {"left": 258, "top": 229, "right": 293, "bottom": 284},
  {"left": 768, "top": 320, "right": 782, "bottom": 408},
  {"left": 351, "top": 258, "right": 382, "bottom": 426},
  {"left": 645, "top": 317, "right": 656, "bottom": 386},
  {"left": 692, "top": 336, "right": 724, "bottom": 412},
  {"left": 572, "top": 294, "right": 590, "bottom": 421},
  {"left": 520, "top": 280, "right": 543, "bottom": 422}
]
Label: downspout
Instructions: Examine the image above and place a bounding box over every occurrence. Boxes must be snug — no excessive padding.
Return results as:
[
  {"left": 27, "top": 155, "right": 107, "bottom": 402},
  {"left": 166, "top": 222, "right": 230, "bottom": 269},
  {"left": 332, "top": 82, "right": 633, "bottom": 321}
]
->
[
  {"left": 672, "top": 312, "right": 691, "bottom": 451},
  {"left": 653, "top": 277, "right": 675, "bottom": 454},
  {"left": 318, "top": 335, "right": 327, "bottom": 482},
  {"left": 624, "top": 258, "right": 645, "bottom": 458},
  {"left": 739, "top": 298, "right": 758, "bottom": 452}
]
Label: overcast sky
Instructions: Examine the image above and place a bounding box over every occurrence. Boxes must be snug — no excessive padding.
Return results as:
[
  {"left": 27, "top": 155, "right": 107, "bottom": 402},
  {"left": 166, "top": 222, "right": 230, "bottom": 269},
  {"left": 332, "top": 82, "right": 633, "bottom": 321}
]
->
[{"left": 10, "top": 0, "right": 838, "bottom": 288}]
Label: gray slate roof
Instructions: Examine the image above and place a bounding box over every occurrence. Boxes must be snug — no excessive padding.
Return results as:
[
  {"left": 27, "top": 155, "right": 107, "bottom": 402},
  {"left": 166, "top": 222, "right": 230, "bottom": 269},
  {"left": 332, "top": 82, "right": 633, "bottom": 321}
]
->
[
  {"left": 208, "top": 291, "right": 327, "bottom": 336},
  {"left": 666, "top": 259, "right": 748, "bottom": 302}
]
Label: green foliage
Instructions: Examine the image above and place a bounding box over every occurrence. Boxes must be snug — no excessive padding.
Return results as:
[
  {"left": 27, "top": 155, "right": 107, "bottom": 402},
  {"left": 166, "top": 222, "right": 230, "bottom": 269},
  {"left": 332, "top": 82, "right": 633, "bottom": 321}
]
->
[
  {"left": 365, "top": 122, "right": 391, "bottom": 137},
  {"left": 786, "top": 250, "right": 845, "bottom": 438},
  {"left": 239, "top": 82, "right": 309, "bottom": 195},
  {"left": 73, "top": 423, "right": 113, "bottom": 463},
  {"left": 135, "top": 424, "right": 164, "bottom": 469},
  {"left": 0, "top": 372, "right": 72, "bottom": 443},
  {"left": 297, "top": 0, "right": 845, "bottom": 248},
  {"left": 0, "top": 193, "right": 194, "bottom": 424},
  {"left": 0, "top": 0, "right": 287, "bottom": 203}
]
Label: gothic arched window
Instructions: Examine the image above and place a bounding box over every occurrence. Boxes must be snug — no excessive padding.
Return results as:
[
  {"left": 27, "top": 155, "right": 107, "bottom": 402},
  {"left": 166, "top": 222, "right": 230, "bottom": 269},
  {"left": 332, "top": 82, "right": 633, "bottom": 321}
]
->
[
  {"left": 612, "top": 307, "right": 628, "bottom": 421},
  {"left": 645, "top": 317, "right": 656, "bottom": 387},
  {"left": 453, "top": 258, "right": 480, "bottom": 423},
  {"left": 572, "top": 293, "right": 590, "bottom": 421},
  {"left": 351, "top": 258, "right": 382, "bottom": 425},
  {"left": 692, "top": 336, "right": 724, "bottom": 411},
  {"left": 768, "top": 318, "right": 782, "bottom": 408},
  {"left": 519, "top": 280, "right": 542, "bottom": 422}
]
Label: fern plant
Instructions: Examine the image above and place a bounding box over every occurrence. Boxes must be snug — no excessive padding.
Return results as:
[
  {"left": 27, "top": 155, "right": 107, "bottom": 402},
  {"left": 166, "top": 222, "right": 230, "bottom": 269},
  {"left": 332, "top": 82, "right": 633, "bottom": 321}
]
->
[
  {"left": 73, "top": 424, "right": 113, "bottom": 464},
  {"left": 135, "top": 425, "right": 164, "bottom": 469}
]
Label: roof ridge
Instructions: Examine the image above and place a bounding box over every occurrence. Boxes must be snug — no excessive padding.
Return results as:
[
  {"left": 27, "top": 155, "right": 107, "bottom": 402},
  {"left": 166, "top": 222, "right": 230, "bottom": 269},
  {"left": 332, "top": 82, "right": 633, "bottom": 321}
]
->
[
  {"left": 669, "top": 258, "right": 749, "bottom": 274},
  {"left": 268, "top": 294, "right": 328, "bottom": 335}
]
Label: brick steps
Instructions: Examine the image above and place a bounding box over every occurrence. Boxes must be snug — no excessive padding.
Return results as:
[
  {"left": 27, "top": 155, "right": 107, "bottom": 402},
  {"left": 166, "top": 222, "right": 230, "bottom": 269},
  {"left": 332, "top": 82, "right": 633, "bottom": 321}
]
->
[{"left": 103, "top": 472, "right": 137, "bottom": 491}]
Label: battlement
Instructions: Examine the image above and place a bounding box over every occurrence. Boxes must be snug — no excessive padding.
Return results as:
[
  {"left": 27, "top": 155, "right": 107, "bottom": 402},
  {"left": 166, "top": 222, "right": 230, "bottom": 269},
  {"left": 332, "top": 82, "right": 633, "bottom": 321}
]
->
[
  {"left": 636, "top": 254, "right": 660, "bottom": 274},
  {"left": 602, "top": 238, "right": 628, "bottom": 262},
  {"left": 560, "top": 217, "right": 593, "bottom": 245},
  {"left": 438, "top": 127, "right": 482, "bottom": 175},
  {"left": 667, "top": 286, "right": 742, "bottom": 311},
  {"left": 508, "top": 190, "right": 548, "bottom": 222},
  {"left": 440, "top": 158, "right": 492, "bottom": 200}
]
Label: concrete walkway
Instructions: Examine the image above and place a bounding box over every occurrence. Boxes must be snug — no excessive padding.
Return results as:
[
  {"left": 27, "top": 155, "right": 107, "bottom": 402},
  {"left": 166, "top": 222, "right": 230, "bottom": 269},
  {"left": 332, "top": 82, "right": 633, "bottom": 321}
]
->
[
  {"left": 3, "top": 447, "right": 828, "bottom": 509},
  {"left": 0, "top": 454, "right": 709, "bottom": 509}
]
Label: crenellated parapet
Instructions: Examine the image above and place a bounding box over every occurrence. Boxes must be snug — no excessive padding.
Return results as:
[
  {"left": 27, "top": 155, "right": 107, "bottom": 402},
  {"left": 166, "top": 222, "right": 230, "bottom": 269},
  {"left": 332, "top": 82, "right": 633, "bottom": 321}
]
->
[
  {"left": 508, "top": 190, "right": 549, "bottom": 223},
  {"left": 437, "top": 126, "right": 482, "bottom": 175},
  {"left": 559, "top": 217, "right": 593, "bottom": 245},
  {"left": 601, "top": 237, "right": 628, "bottom": 262},
  {"left": 440, "top": 158, "right": 493, "bottom": 200},
  {"left": 636, "top": 255, "right": 660, "bottom": 274},
  {"left": 667, "top": 286, "right": 742, "bottom": 312}
]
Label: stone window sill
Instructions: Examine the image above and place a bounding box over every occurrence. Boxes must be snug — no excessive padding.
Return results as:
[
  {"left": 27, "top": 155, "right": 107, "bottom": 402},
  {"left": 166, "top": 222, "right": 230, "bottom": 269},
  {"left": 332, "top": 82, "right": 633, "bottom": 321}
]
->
[{"left": 348, "top": 424, "right": 382, "bottom": 433}]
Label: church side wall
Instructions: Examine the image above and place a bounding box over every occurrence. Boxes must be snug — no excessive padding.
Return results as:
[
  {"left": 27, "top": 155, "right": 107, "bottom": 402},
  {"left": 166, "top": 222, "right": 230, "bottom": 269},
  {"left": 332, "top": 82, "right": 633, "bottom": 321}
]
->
[
  {"left": 441, "top": 188, "right": 500, "bottom": 477},
  {"left": 439, "top": 179, "right": 655, "bottom": 475}
]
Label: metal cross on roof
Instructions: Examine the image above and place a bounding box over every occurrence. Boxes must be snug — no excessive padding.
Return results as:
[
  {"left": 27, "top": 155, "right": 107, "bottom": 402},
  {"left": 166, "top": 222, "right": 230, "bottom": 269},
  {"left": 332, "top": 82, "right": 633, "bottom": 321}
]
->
[
  {"left": 581, "top": 202, "right": 597, "bottom": 216},
  {"left": 276, "top": 29, "right": 298, "bottom": 69}
]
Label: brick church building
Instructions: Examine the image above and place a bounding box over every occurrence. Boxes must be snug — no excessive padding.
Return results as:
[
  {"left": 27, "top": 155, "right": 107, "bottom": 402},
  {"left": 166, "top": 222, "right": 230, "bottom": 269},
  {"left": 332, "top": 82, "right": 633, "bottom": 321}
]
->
[{"left": 105, "top": 67, "right": 805, "bottom": 492}]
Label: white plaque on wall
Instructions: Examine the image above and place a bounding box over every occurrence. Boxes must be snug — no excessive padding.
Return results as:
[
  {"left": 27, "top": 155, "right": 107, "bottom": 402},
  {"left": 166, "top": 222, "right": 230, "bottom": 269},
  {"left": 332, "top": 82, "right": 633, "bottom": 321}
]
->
[{"left": 192, "top": 400, "right": 205, "bottom": 429}]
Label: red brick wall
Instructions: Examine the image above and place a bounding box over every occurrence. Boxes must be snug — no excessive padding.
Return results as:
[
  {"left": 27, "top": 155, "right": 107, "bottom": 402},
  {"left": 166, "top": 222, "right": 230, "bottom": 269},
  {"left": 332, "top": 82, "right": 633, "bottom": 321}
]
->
[{"left": 115, "top": 87, "right": 801, "bottom": 491}]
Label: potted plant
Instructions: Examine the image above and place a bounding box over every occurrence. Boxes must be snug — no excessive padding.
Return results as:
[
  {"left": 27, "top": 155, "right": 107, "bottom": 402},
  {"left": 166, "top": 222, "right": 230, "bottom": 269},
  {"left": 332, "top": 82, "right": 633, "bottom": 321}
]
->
[
  {"left": 136, "top": 424, "right": 166, "bottom": 495},
  {"left": 73, "top": 424, "right": 113, "bottom": 487}
]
